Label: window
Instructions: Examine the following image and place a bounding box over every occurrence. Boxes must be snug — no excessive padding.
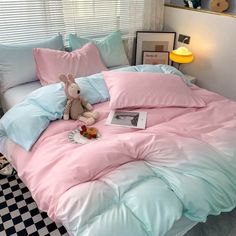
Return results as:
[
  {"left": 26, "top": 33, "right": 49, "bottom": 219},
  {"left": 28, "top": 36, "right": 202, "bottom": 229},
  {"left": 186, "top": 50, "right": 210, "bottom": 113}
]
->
[{"left": 0, "top": 0, "right": 145, "bottom": 45}]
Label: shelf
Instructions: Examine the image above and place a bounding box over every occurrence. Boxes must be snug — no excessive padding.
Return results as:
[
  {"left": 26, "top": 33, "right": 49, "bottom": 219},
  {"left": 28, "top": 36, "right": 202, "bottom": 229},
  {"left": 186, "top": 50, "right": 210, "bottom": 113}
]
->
[{"left": 164, "top": 4, "right": 236, "bottom": 19}]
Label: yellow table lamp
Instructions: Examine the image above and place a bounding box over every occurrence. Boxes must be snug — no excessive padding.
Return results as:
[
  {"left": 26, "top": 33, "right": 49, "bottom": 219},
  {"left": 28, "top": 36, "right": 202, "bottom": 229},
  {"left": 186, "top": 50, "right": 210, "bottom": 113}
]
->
[{"left": 170, "top": 46, "right": 194, "bottom": 69}]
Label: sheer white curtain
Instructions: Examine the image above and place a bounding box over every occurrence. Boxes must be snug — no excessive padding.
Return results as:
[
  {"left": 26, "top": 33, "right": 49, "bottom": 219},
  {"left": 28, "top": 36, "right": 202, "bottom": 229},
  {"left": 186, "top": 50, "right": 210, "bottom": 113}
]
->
[
  {"left": 143, "top": 0, "right": 164, "bottom": 31},
  {"left": 0, "top": 0, "right": 164, "bottom": 62},
  {"left": 127, "top": 0, "right": 164, "bottom": 63},
  {"left": 0, "top": 0, "right": 147, "bottom": 45}
]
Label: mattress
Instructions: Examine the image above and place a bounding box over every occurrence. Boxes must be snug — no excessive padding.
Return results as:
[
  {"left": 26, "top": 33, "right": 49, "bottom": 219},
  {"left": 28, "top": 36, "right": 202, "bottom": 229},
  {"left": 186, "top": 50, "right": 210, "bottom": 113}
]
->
[{"left": 0, "top": 81, "right": 41, "bottom": 112}]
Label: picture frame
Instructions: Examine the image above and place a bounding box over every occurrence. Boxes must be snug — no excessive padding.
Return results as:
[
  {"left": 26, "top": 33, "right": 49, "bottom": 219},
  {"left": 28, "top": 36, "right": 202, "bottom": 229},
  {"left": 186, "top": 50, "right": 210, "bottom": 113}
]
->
[
  {"left": 106, "top": 111, "right": 147, "bottom": 129},
  {"left": 142, "top": 51, "right": 170, "bottom": 65},
  {"left": 135, "top": 31, "right": 176, "bottom": 65}
]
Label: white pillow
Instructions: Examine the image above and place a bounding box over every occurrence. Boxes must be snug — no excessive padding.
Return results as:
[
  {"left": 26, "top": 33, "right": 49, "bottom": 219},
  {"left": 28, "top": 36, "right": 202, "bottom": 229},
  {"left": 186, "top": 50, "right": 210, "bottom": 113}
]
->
[{"left": 0, "top": 35, "right": 64, "bottom": 93}]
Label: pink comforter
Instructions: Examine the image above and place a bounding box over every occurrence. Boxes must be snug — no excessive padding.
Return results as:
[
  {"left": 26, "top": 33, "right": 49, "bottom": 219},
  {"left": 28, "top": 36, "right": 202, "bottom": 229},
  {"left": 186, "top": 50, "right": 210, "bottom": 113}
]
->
[{"left": 10, "top": 86, "right": 236, "bottom": 231}]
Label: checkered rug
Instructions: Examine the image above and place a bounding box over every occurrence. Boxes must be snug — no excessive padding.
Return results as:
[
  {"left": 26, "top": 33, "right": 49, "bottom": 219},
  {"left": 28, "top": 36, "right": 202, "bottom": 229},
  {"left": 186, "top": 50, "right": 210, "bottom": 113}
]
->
[
  {"left": 1, "top": 170, "right": 236, "bottom": 236},
  {"left": 0, "top": 174, "right": 68, "bottom": 236}
]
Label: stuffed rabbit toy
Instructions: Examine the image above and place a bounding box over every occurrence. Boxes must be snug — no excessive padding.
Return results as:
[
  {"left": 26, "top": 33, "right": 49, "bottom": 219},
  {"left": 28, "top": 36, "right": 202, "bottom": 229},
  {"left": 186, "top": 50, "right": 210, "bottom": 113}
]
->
[{"left": 60, "top": 74, "right": 99, "bottom": 126}]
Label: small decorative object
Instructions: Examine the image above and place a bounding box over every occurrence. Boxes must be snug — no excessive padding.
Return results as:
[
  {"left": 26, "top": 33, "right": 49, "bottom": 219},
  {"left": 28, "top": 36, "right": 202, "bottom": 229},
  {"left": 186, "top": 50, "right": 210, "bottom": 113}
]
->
[
  {"left": 210, "top": 0, "right": 229, "bottom": 13},
  {"left": 135, "top": 31, "right": 176, "bottom": 65},
  {"left": 60, "top": 74, "right": 99, "bottom": 126},
  {"left": 142, "top": 51, "right": 169, "bottom": 65},
  {"left": 169, "top": 46, "right": 194, "bottom": 69},
  {"left": 0, "top": 155, "right": 16, "bottom": 176},
  {"left": 80, "top": 125, "right": 98, "bottom": 139},
  {"left": 184, "top": 0, "right": 201, "bottom": 9},
  {"left": 106, "top": 111, "right": 147, "bottom": 129},
  {"left": 68, "top": 125, "right": 100, "bottom": 144}
]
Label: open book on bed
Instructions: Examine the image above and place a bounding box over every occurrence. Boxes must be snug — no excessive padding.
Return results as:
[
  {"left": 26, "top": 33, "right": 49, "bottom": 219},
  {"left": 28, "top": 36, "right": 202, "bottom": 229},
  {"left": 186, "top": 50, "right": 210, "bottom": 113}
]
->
[{"left": 106, "top": 110, "right": 147, "bottom": 129}]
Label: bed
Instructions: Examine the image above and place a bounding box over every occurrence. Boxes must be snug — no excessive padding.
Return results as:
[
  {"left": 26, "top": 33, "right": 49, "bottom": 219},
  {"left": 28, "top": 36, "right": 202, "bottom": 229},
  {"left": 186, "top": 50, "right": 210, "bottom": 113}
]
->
[
  {"left": 1, "top": 35, "right": 236, "bottom": 236},
  {"left": 1, "top": 64, "right": 236, "bottom": 236},
  {"left": 0, "top": 81, "right": 41, "bottom": 113}
]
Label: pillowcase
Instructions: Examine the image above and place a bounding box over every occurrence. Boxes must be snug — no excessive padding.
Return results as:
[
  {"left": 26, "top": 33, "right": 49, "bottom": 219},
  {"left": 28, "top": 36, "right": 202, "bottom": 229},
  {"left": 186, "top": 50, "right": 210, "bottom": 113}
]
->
[
  {"left": 75, "top": 73, "right": 110, "bottom": 104},
  {"left": 69, "top": 31, "right": 129, "bottom": 68},
  {"left": 103, "top": 71, "right": 206, "bottom": 109},
  {"left": 113, "top": 64, "right": 190, "bottom": 85},
  {"left": 0, "top": 82, "right": 66, "bottom": 151},
  {"left": 33, "top": 43, "right": 108, "bottom": 86},
  {"left": 0, "top": 35, "right": 64, "bottom": 93},
  {"left": 0, "top": 72, "right": 111, "bottom": 151}
]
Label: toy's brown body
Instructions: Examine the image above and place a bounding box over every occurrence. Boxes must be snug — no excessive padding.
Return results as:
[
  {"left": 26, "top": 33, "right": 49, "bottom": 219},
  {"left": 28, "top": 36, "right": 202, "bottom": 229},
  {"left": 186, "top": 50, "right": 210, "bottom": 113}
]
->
[
  {"left": 60, "top": 74, "right": 99, "bottom": 125},
  {"left": 65, "top": 98, "right": 88, "bottom": 120}
]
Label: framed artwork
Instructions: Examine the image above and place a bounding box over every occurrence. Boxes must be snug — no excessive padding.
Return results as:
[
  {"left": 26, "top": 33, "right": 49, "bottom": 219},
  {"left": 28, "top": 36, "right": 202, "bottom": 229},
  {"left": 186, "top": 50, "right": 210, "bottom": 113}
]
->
[
  {"left": 142, "top": 51, "right": 169, "bottom": 65},
  {"left": 135, "top": 31, "right": 176, "bottom": 65}
]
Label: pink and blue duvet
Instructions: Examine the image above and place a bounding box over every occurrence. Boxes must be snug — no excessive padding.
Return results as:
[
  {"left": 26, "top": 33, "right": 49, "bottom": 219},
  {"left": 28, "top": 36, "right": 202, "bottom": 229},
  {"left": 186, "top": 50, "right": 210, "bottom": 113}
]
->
[{"left": 1, "top": 65, "right": 236, "bottom": 236}]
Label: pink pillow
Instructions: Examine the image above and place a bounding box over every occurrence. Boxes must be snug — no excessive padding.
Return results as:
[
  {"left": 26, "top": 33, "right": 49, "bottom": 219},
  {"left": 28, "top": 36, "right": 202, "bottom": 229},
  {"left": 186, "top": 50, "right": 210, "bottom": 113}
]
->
[
  {"left": 103, "top": 71, "right": 206, "bottom": 109},
  {"left": 33, "top": 43, "right": 107, "bottom": 85}
]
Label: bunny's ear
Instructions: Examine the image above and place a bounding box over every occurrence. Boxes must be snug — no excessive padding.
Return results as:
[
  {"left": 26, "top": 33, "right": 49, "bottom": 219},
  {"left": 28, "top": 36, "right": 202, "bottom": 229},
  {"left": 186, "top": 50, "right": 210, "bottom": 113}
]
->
[
  {"left": 68, "top": 74, "right": 75, "bottom": 83},
  {"left": 59, "top": 74, "right": 68, "bottom": 84}
]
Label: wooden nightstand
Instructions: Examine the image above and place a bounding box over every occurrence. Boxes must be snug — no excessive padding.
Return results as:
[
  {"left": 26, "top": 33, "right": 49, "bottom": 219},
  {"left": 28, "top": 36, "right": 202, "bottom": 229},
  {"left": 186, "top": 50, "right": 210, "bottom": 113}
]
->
[{"left": 184, "top": 75, "right": 197, "bottom": 84}]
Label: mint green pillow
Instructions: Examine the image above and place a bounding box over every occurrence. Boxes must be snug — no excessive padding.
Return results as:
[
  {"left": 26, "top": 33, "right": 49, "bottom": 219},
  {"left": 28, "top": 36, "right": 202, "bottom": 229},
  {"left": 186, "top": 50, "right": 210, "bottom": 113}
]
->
[{"left": 69, "top": 31, "right": 129, "bottom": 68}]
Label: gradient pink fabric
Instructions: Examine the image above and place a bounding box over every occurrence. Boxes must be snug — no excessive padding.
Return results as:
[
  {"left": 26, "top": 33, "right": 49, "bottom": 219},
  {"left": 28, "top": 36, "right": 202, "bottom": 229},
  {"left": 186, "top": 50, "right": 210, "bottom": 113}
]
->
[
  {"left": 10, "top": 85, "right": 236, "bottom": 221},
  {"left": 33, "top": 43, "right": 107, "bottom": 86},
  {"left": 103, "top": 71, "right": 206, "bottom": 109}
]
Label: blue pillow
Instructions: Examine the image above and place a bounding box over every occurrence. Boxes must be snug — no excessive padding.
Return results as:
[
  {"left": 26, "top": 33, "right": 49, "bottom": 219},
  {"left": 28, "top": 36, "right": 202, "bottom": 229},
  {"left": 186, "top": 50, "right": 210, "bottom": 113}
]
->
[
  {"left": 69, "top": 31, "right": 129, "bottom": 68},
  {"left": 0, "top": 35, "right": 64, "bottom": 93},
  {"left": 0, "top": 83, "right": 66, "bottom": 151},
  {"left": 0, "top": 73, "right": 110, "bottom": 151},
  {"left": 76, "top": 73, "right": 110, "bottom": 104}
]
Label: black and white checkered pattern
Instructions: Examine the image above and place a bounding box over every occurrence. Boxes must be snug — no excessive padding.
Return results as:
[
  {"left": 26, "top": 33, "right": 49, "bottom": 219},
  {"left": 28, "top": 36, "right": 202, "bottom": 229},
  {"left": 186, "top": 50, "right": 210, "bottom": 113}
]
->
[
  {"left": 0, "top": 174, "right": 68, "bottom": 236},
  {"left": 2, "top": 170, "right": 236, "bottom": 236}
]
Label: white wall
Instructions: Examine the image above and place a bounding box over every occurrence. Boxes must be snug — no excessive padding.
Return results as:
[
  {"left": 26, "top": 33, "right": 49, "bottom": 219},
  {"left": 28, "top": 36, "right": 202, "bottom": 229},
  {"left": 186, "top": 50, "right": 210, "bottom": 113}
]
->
[{"left": 164, "top": 6, "right": 236, "bottom": 101}]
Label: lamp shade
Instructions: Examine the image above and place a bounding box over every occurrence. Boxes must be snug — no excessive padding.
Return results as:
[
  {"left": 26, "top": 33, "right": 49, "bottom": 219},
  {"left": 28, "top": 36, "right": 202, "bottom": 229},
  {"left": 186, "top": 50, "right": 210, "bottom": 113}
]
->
[{"left": 170, "top": 46, "right": 194, "bottom": 64}]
